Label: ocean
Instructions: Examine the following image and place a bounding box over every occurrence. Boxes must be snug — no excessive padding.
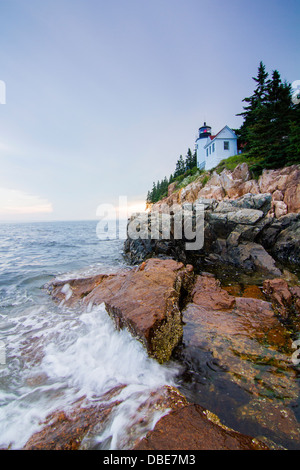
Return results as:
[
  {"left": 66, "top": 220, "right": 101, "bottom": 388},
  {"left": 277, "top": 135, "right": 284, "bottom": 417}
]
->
[{"left": 0, "top": 220, "right": 179, "bottom": 449}]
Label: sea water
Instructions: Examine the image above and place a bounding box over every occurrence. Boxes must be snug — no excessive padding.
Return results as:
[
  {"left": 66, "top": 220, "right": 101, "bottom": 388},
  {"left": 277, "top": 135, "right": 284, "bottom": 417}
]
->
[{"left": 0, "top": 220, "right": 179, "bottom": 449}]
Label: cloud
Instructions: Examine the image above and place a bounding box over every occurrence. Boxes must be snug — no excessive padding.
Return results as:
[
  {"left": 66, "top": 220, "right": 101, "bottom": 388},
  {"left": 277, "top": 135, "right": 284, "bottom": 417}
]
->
[{"left": 0, "top": 188, "right": 53, "bottom": 216}]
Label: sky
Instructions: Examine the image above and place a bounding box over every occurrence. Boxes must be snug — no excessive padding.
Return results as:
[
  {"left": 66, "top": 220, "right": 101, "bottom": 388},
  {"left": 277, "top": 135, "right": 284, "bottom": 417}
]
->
[{"left": 0, "top": 0, "right": 299, "bottom": 221}]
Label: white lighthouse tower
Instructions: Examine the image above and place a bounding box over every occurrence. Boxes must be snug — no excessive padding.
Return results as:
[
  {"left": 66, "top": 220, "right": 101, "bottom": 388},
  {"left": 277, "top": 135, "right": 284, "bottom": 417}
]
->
[{"left": 195, "top": 122, "right": 211, "bottom": 170}]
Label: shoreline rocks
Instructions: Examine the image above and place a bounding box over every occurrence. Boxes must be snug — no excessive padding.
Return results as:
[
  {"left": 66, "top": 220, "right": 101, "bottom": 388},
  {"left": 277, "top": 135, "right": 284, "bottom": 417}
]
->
[
  {"left": 134, "top": 403, "right": 269, "bottom": 450},
  {"left": 151, "top": 164, "right": 300, "bottom": 216},
  {"left": 46, "top": 258, "right": 300, "bottom": 450},
  {"left": 48, "top": 258, "right": 194, "bottom": 364},
  {"left": 36, "top": 164, "right": 300, "bottom": 451},
  {"left": 124, "top": 193, "right": 300, "bottom": 275}
]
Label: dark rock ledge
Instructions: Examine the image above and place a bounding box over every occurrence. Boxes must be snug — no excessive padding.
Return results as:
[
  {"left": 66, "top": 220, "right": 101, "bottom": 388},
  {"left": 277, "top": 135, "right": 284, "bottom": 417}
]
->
[{"left": 124, "top": 193, "right": 300, "bottom": 275}]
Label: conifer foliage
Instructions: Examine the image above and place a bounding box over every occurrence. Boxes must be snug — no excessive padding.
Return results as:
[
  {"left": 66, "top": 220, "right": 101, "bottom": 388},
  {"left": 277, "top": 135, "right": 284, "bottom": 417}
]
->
[
  {"left": 237, "top": 61, "right": 300, "bottom": 169},
  {"left": 146, "top": 61, "right": 300, "bottom": 204},
  {"left": 146, "top": 149, "right": 197, "bottom": 204}
]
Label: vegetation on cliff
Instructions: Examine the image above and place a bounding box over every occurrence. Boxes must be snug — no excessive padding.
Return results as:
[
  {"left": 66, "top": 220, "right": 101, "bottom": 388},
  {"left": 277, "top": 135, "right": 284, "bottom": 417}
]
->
[
  {"left": 146, "top": 62, "right": 300, "bottom": 204},
  {"left": 237, "top": 61, "right": 300, "bottom": 171},
  {"left": 146, "top": 148, "right": 198, "bottom": 204}
]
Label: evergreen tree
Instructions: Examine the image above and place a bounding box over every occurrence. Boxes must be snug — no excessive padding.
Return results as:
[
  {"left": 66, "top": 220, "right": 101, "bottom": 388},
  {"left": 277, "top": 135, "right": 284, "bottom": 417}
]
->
[
  {"left": 237, "top": 61, "right": 269, "bottom": 151},
  {"left": 262, "top": 72, "right": 293, "bottom": 167},
  {"left": 185, "top": 148, "right": 194, "bottom": 171},
  {"left": 151, "top": 181, "right": 157, "bottom": 203},
  {"left": 174, "top": 155, "right": 185, "bottom": 178},
  {"left": 192, "top": 150, "right": 197, "bottom": 168},
  {"left": 237, "top": 62, "right": 299, "bottom": 168}
]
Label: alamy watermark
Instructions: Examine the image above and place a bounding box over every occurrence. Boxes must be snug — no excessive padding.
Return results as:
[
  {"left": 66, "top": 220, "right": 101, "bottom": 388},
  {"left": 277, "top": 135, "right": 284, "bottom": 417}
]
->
[
  {"left": 0, "top": 80, "right": 6, "bottom": 104},
  {"left": 96, "top": 197, "right": 204, "bottom": 250}
]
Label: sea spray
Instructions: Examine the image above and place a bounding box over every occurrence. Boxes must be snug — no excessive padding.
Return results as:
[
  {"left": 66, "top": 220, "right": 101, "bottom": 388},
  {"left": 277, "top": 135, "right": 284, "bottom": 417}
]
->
[{"left": 0, "top": 300, "right": 180, "bottom": 449}]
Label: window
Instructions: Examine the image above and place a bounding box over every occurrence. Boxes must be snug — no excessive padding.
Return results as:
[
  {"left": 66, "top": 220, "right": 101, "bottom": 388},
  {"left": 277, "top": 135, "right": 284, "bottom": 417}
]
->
[
  {"left": 224, "top": 141, "right": 229, "bottom": 150},
  {"left": 212, "top": 143, "right": 215, "bottom": 152},
  {"left": 206, "top": 149, "right": 208, "bottom": 157},
  {"left": 209, "top": 146, "right": 211, "bottom": 155}
]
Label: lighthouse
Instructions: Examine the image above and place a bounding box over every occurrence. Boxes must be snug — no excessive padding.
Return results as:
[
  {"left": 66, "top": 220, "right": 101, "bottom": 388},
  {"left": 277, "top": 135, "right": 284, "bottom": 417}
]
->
[{"left": 195, "top": 122, "right": 211, "bottom": 170}]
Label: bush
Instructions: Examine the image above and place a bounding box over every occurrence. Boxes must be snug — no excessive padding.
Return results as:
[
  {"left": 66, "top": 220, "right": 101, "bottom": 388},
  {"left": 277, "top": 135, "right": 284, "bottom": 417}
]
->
[{"left": 214, "top": 153, "right": 264, "bottom": 174}]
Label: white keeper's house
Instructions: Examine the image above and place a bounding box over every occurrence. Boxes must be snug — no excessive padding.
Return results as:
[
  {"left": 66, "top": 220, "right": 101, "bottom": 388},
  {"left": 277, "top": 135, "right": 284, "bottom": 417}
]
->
[{"left": 195, "top": 122, "right": 238, "bottom": 171}]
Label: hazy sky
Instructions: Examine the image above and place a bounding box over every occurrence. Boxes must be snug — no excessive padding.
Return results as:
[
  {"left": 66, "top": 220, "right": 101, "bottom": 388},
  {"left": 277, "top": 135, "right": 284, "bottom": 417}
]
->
[{"left": 0, "top": 0, "right": 299, "bottom": 221}]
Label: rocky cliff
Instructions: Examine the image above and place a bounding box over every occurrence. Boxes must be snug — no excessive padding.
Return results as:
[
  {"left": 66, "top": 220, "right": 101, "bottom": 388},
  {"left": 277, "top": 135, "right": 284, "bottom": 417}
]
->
[
  {"left": 152, "top": 163, "right": 300, "bottom": 217},
  {"left": 124, "top": 164, "right": 300, "bottom": 277}
]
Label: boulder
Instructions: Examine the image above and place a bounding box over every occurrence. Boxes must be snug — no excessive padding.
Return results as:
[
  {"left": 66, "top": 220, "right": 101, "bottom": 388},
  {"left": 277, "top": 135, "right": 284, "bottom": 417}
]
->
[
  {"left": 179, "top": 181, "right": 203, "bottom": 204},
  {"left": 191, "top": 274, "right": 235, "bottom": 310},
  {"left": 227, "top": 242, "right": 282, "bottom": 277},
  {"left": 272, "top": 190, "right": 284, "bottom": 202},
  {"left": 235, "top": 179, "right": 260, "bottom": 197},
  {"left": 284, "top": 182, "right": 300, "bottom": 214},
  {"left": 273, "top": 200, "right": 288, "bottom": 218},
  {"left": 231, "top": 162, "right": 251, "bottom": 181},
  {"left": 226, "top": 209, "right": 264, "bottom": 225},
  {"left": 49, "top": 258, "right": 195, "bottom": 363},
  {"left": 198, "top": 185, "right": 226, "bottom": 200},
  {"left": 229, "top": 193, "right": 272, "bottom": 213},
  {"left": 194, "top": 198, "right": 218, "bottom": 211},
  {"left": 258, "top": 165, "right": 300, "bottom": 214},
  {"left": 272, "top": 218, "right": 300, "bottom": 265},
  {"left": 259, "top": 165, "right": 300, "bottom": 194},
  {"left": 263, "top": 278, "right": 300, "bottom": 319}
]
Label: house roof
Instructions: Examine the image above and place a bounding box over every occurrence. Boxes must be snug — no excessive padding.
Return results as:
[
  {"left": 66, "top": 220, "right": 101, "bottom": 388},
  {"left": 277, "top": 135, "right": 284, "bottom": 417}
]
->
[{"left": 204, "top": 125, "right": 237, "bottom": 148}]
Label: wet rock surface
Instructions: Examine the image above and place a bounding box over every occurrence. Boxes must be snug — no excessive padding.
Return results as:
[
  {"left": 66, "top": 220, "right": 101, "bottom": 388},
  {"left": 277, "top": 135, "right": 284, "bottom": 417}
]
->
[
  {"left": 22, "top": 386, "right": 190, "bottom": 450},
  {"left": 48, "top": 258, "right": 194, "bottom": 363},
  {"left": 181, "top": 274, "right": 296, "bottom": 400},
  {"left": 23, "top": 389, "right": 123, "bottom": 450},
  {"left": 263, "top": 278, "right": 300, "bottom": 320},
  {"left": 174, "top": 272, "right": 300, "bottom": 449},
  {"left": 134, "top": 403, "right": 269, "bottom": 450},
  {"left": 47, "top": 257, "right": 300, "bottom": 450}
]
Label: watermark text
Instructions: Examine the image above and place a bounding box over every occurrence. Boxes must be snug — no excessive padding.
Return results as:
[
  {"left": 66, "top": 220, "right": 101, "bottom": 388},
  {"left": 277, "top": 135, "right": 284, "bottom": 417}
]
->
[{"left": 96, "top": 197, "right": 204, "bottom": 250}]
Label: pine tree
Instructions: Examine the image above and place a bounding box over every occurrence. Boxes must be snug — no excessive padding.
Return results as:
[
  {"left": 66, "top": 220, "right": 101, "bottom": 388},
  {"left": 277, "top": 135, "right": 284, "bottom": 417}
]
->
[
  {"left": 174, "top": 155, "right": 185, "bottom": 178},
  {"left": 262, "top": 71, "right": 294, "bottom": 167},
  {"left": 185, "top": 148, "right": 193, "bottom": 171},
  {"left": 151, "top": 182, "right": 157, "bottom": 203},
  {"left": 237, "top": 62, "right": 298, "bottom": 168},
  {"left": 192, "top": 150, "right": 197, "bottom": 168},
  {"left": 237, "top": 61, "right": 269, "bottom": 151}
]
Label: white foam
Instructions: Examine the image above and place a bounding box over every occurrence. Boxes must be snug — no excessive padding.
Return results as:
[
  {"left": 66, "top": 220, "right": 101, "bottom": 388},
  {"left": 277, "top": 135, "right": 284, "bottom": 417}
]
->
[{"left": 0, "top": 302, "right": 180, "bottom": 449}]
